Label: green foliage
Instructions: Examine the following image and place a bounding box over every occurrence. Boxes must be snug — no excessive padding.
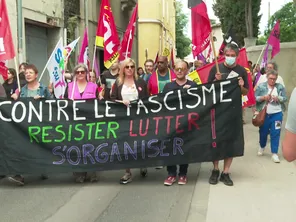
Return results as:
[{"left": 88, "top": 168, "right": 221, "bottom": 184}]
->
[
  {"left": 265, "top": 2, "right": 296, "bottom": 42},
  {"left": 213, "top": 0, "right": 262, "bottom": 47},
  {"left": 175, "top": 0, "right": 191, "bottom": 58},
  {"left": 256, "top": 35, "right": 267, "bottom": 45}
]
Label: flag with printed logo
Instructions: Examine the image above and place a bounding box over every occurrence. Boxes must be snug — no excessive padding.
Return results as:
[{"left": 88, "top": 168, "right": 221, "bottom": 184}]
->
[
  {"left": 96, "top": 0, "right": 120, "bottom": 68},
  {"left": 63, "top": 37, "right": 80, "bottom": 61},
  {"left": 0, "top": 0, "right": 15, "bottom": 61},
  {"left": 47, "top": 38, "right": 66, "bottom": 99},
  {"left": 119, "top": 4, "right": 138, "bottom": 61}
]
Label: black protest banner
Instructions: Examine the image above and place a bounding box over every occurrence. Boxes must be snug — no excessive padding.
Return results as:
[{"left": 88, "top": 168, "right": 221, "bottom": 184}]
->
[{"left": 0, "top": 79, "right": 244, "bottom": 175}]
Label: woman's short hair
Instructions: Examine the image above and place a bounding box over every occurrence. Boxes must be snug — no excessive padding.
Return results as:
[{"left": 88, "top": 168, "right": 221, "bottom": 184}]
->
[
  {"left": 266, "top": 69, "right": 278, "bottom": 77},
  {"left": 25, "top": 64, "right": 38, "bottom": 74},
  {"left": 73, "top": 63, "right": 89, "bottom": 76}
]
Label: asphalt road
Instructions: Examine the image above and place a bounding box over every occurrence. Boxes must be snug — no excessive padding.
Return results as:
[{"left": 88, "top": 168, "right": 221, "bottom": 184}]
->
[{"left": 0, "top": 164, "right": 201, "bottom": 222}]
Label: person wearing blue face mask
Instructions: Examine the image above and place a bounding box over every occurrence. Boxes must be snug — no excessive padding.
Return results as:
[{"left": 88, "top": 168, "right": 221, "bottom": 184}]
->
[{"left": 207, "top": 43, "right": 249, "bottom": 186}]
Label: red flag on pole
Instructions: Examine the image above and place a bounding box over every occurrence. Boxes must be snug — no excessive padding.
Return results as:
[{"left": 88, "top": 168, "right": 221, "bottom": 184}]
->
[
  {"left": 119, "top": 4, "right": 138, "bottom": 61},
  {"left": 96, "top": 0, "right": 120, "bottom": 68},
  {"left": 191, "top": 1, "right": 211, "bottom": 58},
  {"left": 267, "top": 20, "right": 280, "bottom": 59},
  {"left": 0, "top": 0, "right": 15, "bottom": 61}
]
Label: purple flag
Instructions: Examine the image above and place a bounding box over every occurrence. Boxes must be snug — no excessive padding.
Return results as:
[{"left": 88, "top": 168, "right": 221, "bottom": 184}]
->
[
  {"left": 268, "top": 20, "right": 280, "bottom": 59},
  {"left": 260, "top": 44, "right": 269, "bottom": 69},
  {"left": 197, "top": 53, "right": 206, "bottom": 64}
]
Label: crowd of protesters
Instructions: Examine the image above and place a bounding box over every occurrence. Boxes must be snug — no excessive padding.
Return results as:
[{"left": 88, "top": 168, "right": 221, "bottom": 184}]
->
[{"left": 0, "top": 43, "right": 294, "bottom": 187}]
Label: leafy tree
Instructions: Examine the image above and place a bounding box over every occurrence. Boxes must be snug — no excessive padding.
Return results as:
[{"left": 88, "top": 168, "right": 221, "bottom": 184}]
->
[
  {"left": 264, "top": 2, "right": 296, "bottom": 42},
  {"left": 175, "top": 1, "right": 191, "bottom": 58},
  {"left": 213, "top": 0, "right": 262, "bottom": 47},
  {"left": 256, "top": 35, "right": 267, "bottom": 45}
]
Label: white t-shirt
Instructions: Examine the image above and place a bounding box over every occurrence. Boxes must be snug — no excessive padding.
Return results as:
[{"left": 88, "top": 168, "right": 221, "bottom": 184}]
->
[
  {"left": 286, "top": 88, "right": 296, "bottom": 134},
  {"left": 121, "top": 84, "right": 139, "bottom": 101},
  {"left": 266, "top": 86, "right": 282, "bottom": 114},
  {"left": 256, "top": 74, "right": 285, "bottom": 87}
]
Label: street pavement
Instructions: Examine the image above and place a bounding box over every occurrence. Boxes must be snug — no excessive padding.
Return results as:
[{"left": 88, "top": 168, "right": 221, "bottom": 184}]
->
[{"left": 1, "top": 109, "right": 296, "bottom": 222}]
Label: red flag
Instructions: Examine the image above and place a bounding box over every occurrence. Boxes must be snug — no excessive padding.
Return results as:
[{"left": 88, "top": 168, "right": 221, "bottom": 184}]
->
[
  {"left": 267, "top": 20, "right": 280, "bottom": 59},
  {"left": 96, "top": 0, "right": 120, "bottom": 68},
  {"left": 237, "top": 48, "right": 256, "bottom": 107},
  {"left": 119, "top": 4, "right": 137, "bottom": 61},
  {"left": 0, "top": 0, "right": 15, "bottom": 61},
  {"left": 191, "top": 1, "right": 211, "bottom": 58},
  {"left": 0, "top": 61, "right": 7, "bottom": 81},
  {"left": 196, "top": 48, "right": 255, "bottom": 107},
  {"left": 170, "top": 48, "right": 175, "bottom": 68}
]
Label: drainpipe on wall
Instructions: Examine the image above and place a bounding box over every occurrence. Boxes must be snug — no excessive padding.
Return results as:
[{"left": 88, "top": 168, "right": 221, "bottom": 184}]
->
[{"left": 17, "top": 0, "right": 23, "bottom": 64}]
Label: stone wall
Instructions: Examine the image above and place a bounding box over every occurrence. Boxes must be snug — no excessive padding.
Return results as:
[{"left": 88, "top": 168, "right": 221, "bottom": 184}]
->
[{"left": 247, "top": 42, "right": 296, "bottom": 96}]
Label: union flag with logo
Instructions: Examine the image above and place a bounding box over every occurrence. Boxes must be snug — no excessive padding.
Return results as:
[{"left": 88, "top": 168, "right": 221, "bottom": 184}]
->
[
  {"left": 96, "top": 0, "right": 120, "bottom": 68},
  {"left": 0, "top": 0, "right": 15, "bottom": 61}
]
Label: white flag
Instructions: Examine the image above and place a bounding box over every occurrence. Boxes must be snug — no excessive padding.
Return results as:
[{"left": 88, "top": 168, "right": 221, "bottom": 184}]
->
[
  {"left": 63, "top": 37, "right": 80, "bottom": 61},
  {"left": 47, "top": 38, "right": 66, "bottom": 98}
]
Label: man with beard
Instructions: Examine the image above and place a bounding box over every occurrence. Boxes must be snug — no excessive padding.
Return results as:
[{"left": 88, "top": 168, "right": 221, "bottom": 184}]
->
[
  {"left": 148, "top": 56, "right": 176, "bottom": 169},
  {"left": 207, "top": 43, "right": 249, "bottom": 186},
  {"left": 148, "top": 56, "right": 176, "bottom": 95},
  {"left": 140, "top": 59, "right": 154, "bottom": 83}
]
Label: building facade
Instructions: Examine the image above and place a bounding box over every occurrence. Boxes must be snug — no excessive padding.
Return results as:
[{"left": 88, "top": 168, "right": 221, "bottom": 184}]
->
[
  {"left": 138, "top": 0, "right": 176, "bottom": 67},
  {"left": 7, "top": 0, "right": 137, "bottom": 85}
]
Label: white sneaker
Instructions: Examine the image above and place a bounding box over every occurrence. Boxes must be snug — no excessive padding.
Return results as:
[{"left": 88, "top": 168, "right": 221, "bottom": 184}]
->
[
  {"left": 258, "top": 147, "right": 265, "bottom": 156},
  {"left": 272, "top": 154, "right": 280, "bottom": 163}
]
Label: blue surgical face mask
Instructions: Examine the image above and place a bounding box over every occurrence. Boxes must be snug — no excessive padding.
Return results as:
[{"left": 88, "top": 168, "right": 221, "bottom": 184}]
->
[{"left": 225, "top": 56, "right": 236, "bottom": 66}]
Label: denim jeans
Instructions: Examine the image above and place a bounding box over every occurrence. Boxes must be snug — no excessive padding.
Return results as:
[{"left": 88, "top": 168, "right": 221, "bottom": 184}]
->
[{"left": 167, "top": 164, "right": 188, "bottom": 177}]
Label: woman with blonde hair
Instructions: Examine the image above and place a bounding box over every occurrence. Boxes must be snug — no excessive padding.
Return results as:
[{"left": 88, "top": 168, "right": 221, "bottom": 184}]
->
[
  {"left": 67, "top": 63, "right": 99, "bottom": 183},
  {"left": 111, "top": 58, "right": 149, "bottom": 184}
]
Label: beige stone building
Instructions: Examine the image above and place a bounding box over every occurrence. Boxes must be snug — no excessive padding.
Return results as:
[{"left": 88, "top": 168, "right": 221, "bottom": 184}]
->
[
  {"left": 138, "top": 0, "right": 176, "bottom": 67},
  {"left": 7, "top": 0, "right": 137, "bottom": 85}
]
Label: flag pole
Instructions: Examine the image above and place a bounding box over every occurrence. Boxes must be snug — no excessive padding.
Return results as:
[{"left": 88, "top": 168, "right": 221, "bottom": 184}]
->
[
  {"left": 210, "top": 32, "right": 220, "bottom": 73},
  {"left": 91, "top": 45, "right": 102, "bottom": 86},
  {"left": 91, "top": 45, "right": 97, "bottom": 71},
  {"left": 14, "top": 57, "right": 21, "bottom": 92},
  {"left": 125, "top": 36, "right": 131, "bottom": 60},
  {"left": 255, "top": 44, "right": 267, "bottom": 66}
]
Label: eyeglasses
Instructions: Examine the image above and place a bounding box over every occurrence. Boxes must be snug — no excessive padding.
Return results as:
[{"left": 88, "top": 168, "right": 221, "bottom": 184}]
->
[
  {"left": 174, "top": 68, "right": 186, "bottom": 72},
  {"left": 268, "top": 78, "right": 277, "bottom": 81},
  {"left": 125, "top": 65, "right": 135, "bottom": 69},
  {"left": 75, "top": 70, "right": 86, "bottom": 75}
]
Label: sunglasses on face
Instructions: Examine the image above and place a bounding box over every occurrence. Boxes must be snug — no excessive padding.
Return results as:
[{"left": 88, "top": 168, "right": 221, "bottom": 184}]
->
[
  {"left": 125, "top": 65, "right": 135, "bottom": 69},
  {"left": 174, "top": 68, "right": 186, "bottom": 72},
  {"left": 75, "top": 70, "right": 86, "bottom": 75}
]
